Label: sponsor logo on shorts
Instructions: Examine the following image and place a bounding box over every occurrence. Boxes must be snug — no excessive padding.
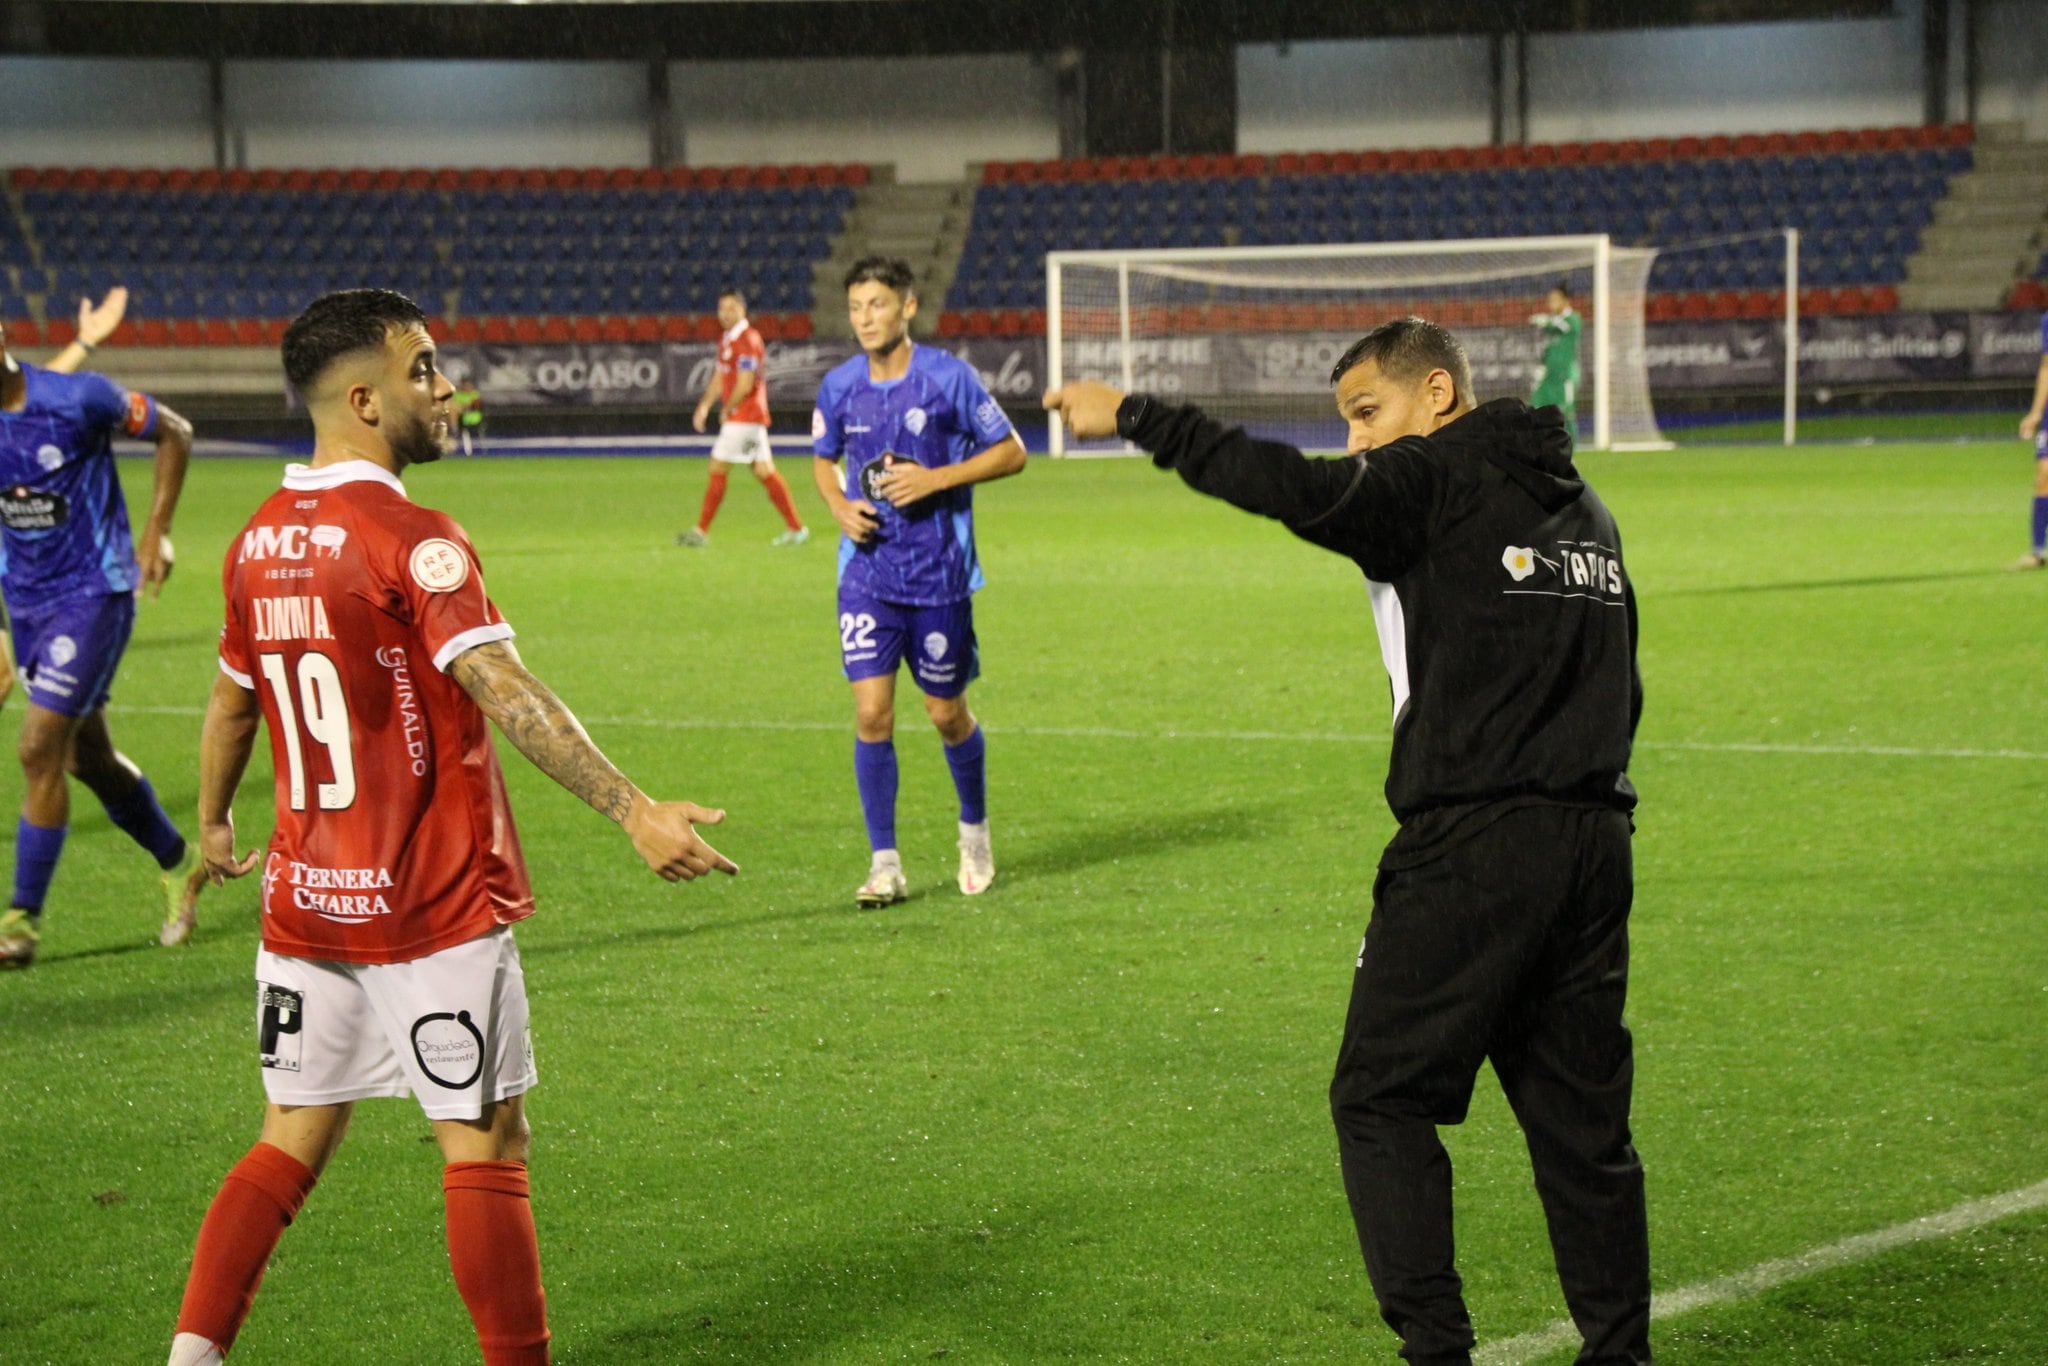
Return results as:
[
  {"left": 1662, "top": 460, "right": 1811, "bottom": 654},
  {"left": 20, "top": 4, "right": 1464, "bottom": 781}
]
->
[
  {"left": 904, "top": 407, "right": 928, "bottom": 437},
  {"left": 47, "top": 635, "right": 76, "bottom": 668},
  {"left": 412, "top": 1010, "right": 486, "bottom": 1089},
  {"left": 409, "top": 538, "right": 470, "bottom": 593},
  {"left": 1, "top": 485, "right": 68, "bottom": 531},
  {"left": 924, "top": 631, "right": 949, "bottom": 661},
  {"left": 259, "top": 983, "right": 305, "bottom": 1071},
  {"left": 34, "top": 444, "right": 63, "bottom": 472}
]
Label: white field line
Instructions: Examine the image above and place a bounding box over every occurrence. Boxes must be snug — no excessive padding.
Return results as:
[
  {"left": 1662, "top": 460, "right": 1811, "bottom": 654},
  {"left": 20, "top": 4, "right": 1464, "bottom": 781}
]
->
[
  {"left": 1476, "top": 1177, "right": 2048, "bottom": 1365},
  {"left": 102, "top": 705, "right": 2048, "bottom": 761}
]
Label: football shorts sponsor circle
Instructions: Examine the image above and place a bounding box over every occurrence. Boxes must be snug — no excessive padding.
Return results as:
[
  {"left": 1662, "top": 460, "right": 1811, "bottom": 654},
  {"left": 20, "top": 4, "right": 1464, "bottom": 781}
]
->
[
  {"left": 410, "top": 538, "right": 470, "bottom": 593},
  {"left": 925, "top": 631, "right": 949, "bottom": 661},
  {"left": 48, "top": 635, "right": 77, "bottom": 668},
  {"left": 411, "top": 1009, "right": 486, "bottom": 1089}
]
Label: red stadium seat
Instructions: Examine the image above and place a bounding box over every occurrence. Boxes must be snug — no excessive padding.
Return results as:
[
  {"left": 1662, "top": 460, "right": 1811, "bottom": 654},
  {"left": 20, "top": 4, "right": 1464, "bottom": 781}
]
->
[
  {"left": 485, "top": 168, "right": 516, "bottom": 191},
  {"left": 1821, "top": 129, "right": 1853, "bottom": 152},
  {"left": 424, "top": 318, "right": 449, "bottom": 342},
  {"left": 1672, "top": 136, "right": 1703, "bottom": 158},
  {"left": 5, "top": 168, "right": 31, "bottom": 191},
  {"left": 661, "top": 315, "right": 691, "bottom": 342},
  {"left": 782, "top": 314, "right": 813, "bottom": 341},
  {"left": 1643, "top": 137, "right": 1672, "bottom": 160},
  {"left": 312, "top": 169, "right": 341, "bottom": 191},
  {"left": 1761, "top": 132, "right": 1792, "bottom": 155},
  {"left": 1583, "top": 141, "right": 1616, "bottom": 164},
  {"left": 607, "top": 167, "right": 635, "bottom": 190},
  {"left": 1467, "top": 145, "right": 1502, "bottom": 169},
  {"left": 691, "top": 316, "right": 719, "bottom": 341},
  {"left": 1021, "top": 308, "right": 1045, "bottom": 336},
  {"left": 36, "top": 167, "right": 70, "bottom": 190},
  {"left": 520, "top": 169, "right": 549, "bottom": 191},
  {"left": 841, "top": 164, "right": 870, "bottom": 187},
  {"left": 753, "top": 314, "right": 783, "bottom": 341},
  {"left": 1943, "top": 121, "right": 1974, "bottom": 145},
  {"left": 550, "top": 168, "right": 579, "bottom": 191},
  {"left": 1733, "top": 134, "right": 1763, "bottom": 157},
  {"left": 1413, "top": 148, "right": 1445, "bottom": 171},
  {"left": 1387, "top": 148, "right": 1418, "bottom": 171},
  {"left": 222, "top": 169, "right": 251, "bottom": 191},
  {"left": 104, "top": 168, "right": 133, "bottom": 190},
  {"left": 966, "top": 311, "right": 995, "bottom": 337},
  {"left": 203, "top": 319, "right": 234, "bottom": 346},
  {"left": 1678, "top": 292, "right": 1711, "bottom": 320},
  {"left": 1234, "top": 154, "right": 1268, "bottom": 177},
  {"left": 1554, "top": 142, "right": 1586, "bottom": 165},
  {"left": 574, "top": 167, "right": 603, "bottom": 190},
  {"left": 171, "top": 319, "right": 203, "bottom": 346},
  {"left": 1613, "top": 139, "right": 1646, "bottom": 162},
  {"left": 483, "top": 318, "right": 515, "bottom": 344},
  {"left": 1703, "top": 134, "right": 1732, "bottom": 158},
  {"left": 452, "top": 317, "right": 482, "bottom": 343},
  {"left": 264, "top": 319, "right": 289, "bottom": 346},
  {"left": 1791, "top": 130, "right": 1824, "bottom": 154},
  {"left": 1644, "top": 294, "right": 1678, "bottom": 323},
  {"left": 1274, "top": 152, "right": 1305, "bottom": 175},
  {"left": 140, "top": 319, "right": 172, "bottom": 347},
  {"left": 435, "top": 169, "right": 462, "bottom": 191},
  {"left": 993, "top": 308, "right": 1023, "bottom": 335},
  {"left": 630, "top": 315, "right": 661, "bottom": 343},
  {"left": 1356, "top": 149, "right": 1388, "bottom": 173},
  {"left": 1329, "top": 150, "right": 1362, "bottom": 174},
  {"left": 1850, "top": 127, "right": 1884, "bottom": 151},
  {"left": 234, "top": 318, "right": 266, "bottom": 346},
  {"left": 72, "top": 167, "right": 102, "bottom": 190},
  {"left": 598, "top": 316, "right": 629, "bottom": 342},
  {"left": 571, "top": 316, "right": 601, "bottom": 343},
  {"left": 1880, "top": 125, "right": 1912, "bottom": 150},
  {"left": 1301, "top": 152, "right": 1330, "bottom": 175},
  {"left": 342, "top": 168, "right": 371, "bottom": 191},
  {"left": 1738, "top": 289, "right": 1773, "bottom": 318},
  {"left": 1525, "top": 143, "right": 1557, "bottom": 166},
  {"left": 3, "top": 318, "right": 37, "bottom": 347},
  {"left": 401, "top": 169, "right": 430, "bottom": 191},
  {"left": 2012, "top": 280, "right": 2048, "bottom": 310},
  {"left": 541, "top": 317, "right": 572, "bottom": 344},
  {"left": 1869, "top": 285, "right": 1898, "bottom": 312},
  {"left": 512, "top": 317, "right": 542, "bottom": 344}
]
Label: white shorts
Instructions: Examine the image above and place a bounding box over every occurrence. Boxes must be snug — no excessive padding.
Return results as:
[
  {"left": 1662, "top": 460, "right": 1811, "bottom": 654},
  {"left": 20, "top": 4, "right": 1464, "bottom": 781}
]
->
[
  {"left": 254, "top": 928, "right": 536, "bottom": 1121},
  {"left": 710, "top": 421, "right": 772, "bottom": 465}
]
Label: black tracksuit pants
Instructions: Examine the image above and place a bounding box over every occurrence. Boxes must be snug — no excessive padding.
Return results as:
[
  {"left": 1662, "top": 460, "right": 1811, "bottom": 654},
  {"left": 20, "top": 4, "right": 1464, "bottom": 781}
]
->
[{"left": 1329, "top": 802, "right": 1650, "bottom": 1366}]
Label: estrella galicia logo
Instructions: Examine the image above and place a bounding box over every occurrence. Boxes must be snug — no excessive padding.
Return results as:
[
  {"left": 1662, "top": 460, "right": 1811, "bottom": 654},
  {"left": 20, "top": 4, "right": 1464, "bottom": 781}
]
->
[
  {"left": 258, "top": 983, "right": 305, "bottom": 1072},
  {"left": 857, "top": 453, "right": 897, "bottom": 504},
  {"left": 0, "top": 485, "right": 68, "bottom": 531},
  {"left": 411, "top": 1009, "right": 485, "bottom": 1089}
]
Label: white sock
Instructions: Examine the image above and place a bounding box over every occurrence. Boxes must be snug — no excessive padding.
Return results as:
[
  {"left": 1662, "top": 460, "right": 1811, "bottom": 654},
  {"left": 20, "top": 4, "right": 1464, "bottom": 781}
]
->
[
  {"left": 870, "top": 848, "right": 901, "bottom": 870},
  {"left": 959, "top": 820, "right": 990, "bottom": 844},
  {"left": 168, "top": 1332, "right": 225, "bottom": 1366}
]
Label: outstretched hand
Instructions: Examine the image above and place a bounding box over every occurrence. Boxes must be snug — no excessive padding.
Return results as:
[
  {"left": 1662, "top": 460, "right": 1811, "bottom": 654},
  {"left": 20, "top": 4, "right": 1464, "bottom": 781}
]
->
[
  {"left": 1042, "top": 380, "right": 1126, "bottom": 441},
  {"left": 625, "top": 797, "right": 738, "bottom": 882},
  {"left": 78, "top": 286, "right": 129, "bottom": 347},
  {"left": 199, "top": 816, "right": 261, "bottom": 886}
]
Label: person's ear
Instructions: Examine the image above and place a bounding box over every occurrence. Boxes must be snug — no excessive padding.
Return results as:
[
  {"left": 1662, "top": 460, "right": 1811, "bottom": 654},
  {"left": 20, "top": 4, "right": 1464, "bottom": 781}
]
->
[
  {"left": 348, "top": 381, "right": 380, "bottom": 427},
  {"left": 1427, "top": 368, "right": 1457, "bottom": 418}
]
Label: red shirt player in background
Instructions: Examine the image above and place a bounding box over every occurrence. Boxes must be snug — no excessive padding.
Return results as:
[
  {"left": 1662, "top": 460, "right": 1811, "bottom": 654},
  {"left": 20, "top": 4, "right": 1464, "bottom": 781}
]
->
[
  {"left": 677, "top": 287, "right": 809, "bottom": 547},
  {"left": 168, "top": 290, "right": 737, "bottom": 1366}
]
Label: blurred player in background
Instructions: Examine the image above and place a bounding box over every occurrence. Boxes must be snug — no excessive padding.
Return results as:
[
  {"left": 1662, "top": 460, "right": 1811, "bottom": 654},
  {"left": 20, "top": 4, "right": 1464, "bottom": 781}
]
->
[
  {"left": 0, "top": 285, "right": 133, "bottom": 715},
  {"left": 811, "top": 257, "right": 1025, "bottom": 907},
  {"left": 168, "top": 290, "right": 736, "bottom": 1366},
  {"left": 0, "top": 295, "right": 203, "bottom": 968},
  {"left": 2011, "top": 307, "right": 2048, "bottom": 569},
  {"left": 678, "top": 288, "right": 808, "bottom": 548},
  {"left": 1530, "top": 283, "right": 1581, "bottom": 430},
  {"left": 450, "top": 383, "right": 486, "bottom": 456}
]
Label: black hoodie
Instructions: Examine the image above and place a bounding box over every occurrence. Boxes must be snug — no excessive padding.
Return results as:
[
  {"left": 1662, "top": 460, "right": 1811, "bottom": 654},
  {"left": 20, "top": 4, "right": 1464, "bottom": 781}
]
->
[{"left": 1120, "top": 395, "right": 1640, "bottom": 860}]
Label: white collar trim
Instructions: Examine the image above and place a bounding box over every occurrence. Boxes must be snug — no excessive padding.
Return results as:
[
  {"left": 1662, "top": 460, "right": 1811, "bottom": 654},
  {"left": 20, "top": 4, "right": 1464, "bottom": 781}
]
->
[
  {"left": 724, "top": 318, "right": 750, "bottom": 342},
  {"left": 282, "top": 459, "right": 408, "bottom": 497}
]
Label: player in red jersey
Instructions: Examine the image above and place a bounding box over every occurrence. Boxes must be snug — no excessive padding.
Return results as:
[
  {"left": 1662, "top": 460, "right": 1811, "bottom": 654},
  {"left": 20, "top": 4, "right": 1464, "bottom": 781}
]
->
[
  {"left": 167, "top": 290, "right": 737, "bottom": 1366},
  {"left": 677, "top": 288, "right": 808, "bottom": 547}
]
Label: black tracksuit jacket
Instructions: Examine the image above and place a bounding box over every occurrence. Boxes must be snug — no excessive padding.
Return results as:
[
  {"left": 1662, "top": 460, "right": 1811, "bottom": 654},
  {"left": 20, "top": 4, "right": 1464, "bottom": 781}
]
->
[{"left": 1120, "top": 395, "right": 1641, "bottom": 860}]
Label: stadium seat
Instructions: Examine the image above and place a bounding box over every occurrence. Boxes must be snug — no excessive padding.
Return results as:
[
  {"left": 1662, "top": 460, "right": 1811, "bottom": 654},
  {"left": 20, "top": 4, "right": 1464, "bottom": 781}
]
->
[
  {"left": 3, "top": 317, "right": 36, "bottom": 346},
  {"left": 482, "top": 317, "right": 514, "bottom": 344},
  {"left": 453, "top": 317, "right": 483, "bottom": 343},
  {"left": 513, "top": 317, "right": 542, "bottom": 344}
]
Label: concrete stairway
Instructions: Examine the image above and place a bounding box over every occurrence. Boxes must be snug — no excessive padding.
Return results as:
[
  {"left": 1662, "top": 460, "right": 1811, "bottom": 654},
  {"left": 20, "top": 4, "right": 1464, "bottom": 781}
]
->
[
  {"left": 1899, "top": 123, "right": 2048, "bottom": 310},
  {"left": 810, "top": 172, "right": 974, "bottom": 341}
]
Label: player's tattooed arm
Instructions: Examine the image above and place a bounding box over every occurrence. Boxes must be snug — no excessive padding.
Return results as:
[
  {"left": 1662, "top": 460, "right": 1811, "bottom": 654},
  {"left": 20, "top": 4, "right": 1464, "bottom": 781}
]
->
[{"left": 451, "top": 639, "right": 737, "bottom": 881}]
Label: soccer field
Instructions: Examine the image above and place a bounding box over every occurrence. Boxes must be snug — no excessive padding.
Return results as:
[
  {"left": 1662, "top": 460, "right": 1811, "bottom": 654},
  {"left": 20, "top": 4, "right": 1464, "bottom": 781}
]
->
[{"left": 4, "top": 443, "right": 2045, "bottom": 1363}]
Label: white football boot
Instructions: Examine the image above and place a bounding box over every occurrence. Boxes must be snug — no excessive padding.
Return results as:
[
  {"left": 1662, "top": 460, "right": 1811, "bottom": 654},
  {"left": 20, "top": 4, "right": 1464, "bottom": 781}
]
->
[{"left": 855, "top": 852, "right": 907, "bottom": 909}]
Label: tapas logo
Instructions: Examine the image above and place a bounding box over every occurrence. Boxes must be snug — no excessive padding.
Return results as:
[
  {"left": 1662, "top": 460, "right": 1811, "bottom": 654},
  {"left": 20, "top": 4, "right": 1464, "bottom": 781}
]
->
[{"left": 1502, "top": 546, "right": 1538, "bottom": 582}]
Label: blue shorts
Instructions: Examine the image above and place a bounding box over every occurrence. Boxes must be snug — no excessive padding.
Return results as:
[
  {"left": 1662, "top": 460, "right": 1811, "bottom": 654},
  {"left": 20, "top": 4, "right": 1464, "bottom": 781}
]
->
[
  {"left": 837, "top": 591, "right": 979, "bottom": 698},
  {"left": 8, "top": 590, "right": 135, "bottom": 716}
]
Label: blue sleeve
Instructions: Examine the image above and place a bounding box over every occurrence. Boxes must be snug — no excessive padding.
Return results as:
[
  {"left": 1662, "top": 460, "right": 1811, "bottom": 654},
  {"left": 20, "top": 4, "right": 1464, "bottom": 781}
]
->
[
  {"left": 75, "top": 371, "right": 158, "bottom": 440},
  {"left": 811, "top": 375, "right": 844, "bottom": 458},
  {"left": 2039, "top": 312, "right": 2047, "bottom": 354},
  {"left": 948, "top": 359, "right": 1015, "bottom": 452}
]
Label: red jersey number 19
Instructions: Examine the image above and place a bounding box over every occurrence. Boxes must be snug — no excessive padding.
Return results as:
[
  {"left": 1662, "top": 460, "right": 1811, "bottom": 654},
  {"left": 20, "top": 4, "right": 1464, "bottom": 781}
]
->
[{"left": 259, "top": 651, "right": 358, "bottom": 811}]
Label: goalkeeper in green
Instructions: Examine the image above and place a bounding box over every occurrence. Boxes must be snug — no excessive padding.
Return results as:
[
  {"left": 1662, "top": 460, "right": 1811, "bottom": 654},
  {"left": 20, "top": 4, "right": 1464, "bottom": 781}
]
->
[{"left": 1529, "top": 284, "right": 1581, "bottom": 427}]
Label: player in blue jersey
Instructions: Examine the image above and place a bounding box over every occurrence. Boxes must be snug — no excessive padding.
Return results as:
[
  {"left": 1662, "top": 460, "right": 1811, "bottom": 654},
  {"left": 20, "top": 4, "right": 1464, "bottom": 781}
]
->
[
  {"left": 811, "top": 257, "right": 1027, "bottom": 907},
  {"left": 2014, "top": 310, "right": 2048, "bottom": 569},
  {"left": 0, "top": 316, "right": 203, "bottom": 967}
]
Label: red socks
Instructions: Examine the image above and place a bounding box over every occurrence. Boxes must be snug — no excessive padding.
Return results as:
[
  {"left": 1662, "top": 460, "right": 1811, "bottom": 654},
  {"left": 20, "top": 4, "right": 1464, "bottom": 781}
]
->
[
  {"left": 445, "top": 1160, "right": 551, "bottom": 1365},
  {"left": 174, "top": 1142, "right": 318, "bottom": 1354},
  {"left": 763, "top": 470, "right": 803, "bottom": 531},
  {"left": 695, "top": 466, "right": 728, "bottom": 533}
]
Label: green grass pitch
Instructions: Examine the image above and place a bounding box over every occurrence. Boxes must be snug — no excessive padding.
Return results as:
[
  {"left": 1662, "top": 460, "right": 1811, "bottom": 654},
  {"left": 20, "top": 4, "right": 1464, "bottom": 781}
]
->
[{"left": 3, "top": 441, "right": 2045, "bottom": 1363}]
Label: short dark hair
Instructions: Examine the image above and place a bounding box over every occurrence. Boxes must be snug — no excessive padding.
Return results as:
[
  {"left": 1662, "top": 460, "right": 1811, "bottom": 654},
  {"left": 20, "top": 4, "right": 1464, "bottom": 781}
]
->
[
  {"left": 719, "top": 286, "right": 746, "bottom": 308},
  {"left": 843, "top": 255, "right": 916, "bottom": 296},
  {"left": 1329, "top": 315, "right": 1475, "bottom": 409},
  {"left": 1551, "top": 280, "right": 1572, "bottom": 297},
  {"left": 283, "top": 289, "right": 428, "bottom": 395}
]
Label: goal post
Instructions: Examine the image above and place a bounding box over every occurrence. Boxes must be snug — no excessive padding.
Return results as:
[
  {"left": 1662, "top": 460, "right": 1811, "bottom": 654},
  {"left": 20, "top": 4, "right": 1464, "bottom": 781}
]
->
[{"left": 1045, "top": 235, "right": 1670, "bottom": 455}]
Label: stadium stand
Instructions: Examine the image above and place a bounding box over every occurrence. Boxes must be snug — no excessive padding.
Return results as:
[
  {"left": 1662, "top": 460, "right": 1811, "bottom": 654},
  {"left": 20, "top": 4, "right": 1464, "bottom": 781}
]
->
[
  {"left": 0, "top": 162, "right": 867, "bottom": 348},
  {"left": 944, "top": 123, "right": 1978, "bottom": 337}
]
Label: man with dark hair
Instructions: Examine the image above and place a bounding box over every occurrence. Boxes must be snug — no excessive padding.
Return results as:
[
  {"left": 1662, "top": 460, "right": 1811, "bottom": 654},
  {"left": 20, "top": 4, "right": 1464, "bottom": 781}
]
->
[
  {"left": 679, "top": 287, "right": 808, "bottom": 548},
  {"left": 168, "top": 288, "right": 737, "bottom": 1366},
  {"left": 812, "top": 256, "right": 1025, "bottom": 906},
  {"left": 0, "top": 293, "right": 203, "bottom": 967},
  {"left": 1046, "top": 316, "right": 1650, "bottom": 1366}
]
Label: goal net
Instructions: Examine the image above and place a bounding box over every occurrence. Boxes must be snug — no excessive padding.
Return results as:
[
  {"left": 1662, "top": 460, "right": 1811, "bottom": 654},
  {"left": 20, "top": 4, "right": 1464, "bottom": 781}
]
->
[{"left": 1046, "top": 236, "right": 1667, "bottom": 454}]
